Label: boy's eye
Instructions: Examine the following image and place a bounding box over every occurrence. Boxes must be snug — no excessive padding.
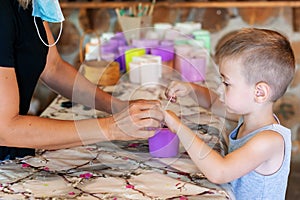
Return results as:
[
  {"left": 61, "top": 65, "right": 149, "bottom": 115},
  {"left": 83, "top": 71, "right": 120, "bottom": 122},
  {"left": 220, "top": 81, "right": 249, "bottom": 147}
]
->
[{"left": 222, "top": 81, "right": 229, "bottom": 87}]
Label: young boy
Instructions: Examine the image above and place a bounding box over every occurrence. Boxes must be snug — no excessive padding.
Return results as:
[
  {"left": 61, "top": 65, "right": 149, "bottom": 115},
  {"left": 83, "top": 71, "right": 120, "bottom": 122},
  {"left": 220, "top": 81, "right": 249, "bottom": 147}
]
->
[{"left": 164, "top": 28, "right": 295, "bottom": 199}]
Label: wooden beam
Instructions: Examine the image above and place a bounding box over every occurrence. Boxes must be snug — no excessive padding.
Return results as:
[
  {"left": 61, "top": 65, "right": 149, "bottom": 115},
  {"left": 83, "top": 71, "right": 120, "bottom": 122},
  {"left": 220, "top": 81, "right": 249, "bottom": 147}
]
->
[{"left": 60, "top": 1, "right": 300, "bottom": 9}]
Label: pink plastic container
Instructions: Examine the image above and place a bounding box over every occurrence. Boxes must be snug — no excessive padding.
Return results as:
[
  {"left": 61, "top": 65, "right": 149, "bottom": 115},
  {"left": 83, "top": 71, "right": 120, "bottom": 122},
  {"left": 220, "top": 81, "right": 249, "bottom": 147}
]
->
[
  {"left": 179, "top": 57, "right": 206, "bottom": 82},
  {"left": 148, "top": 128, "right": 179, "bottom": 158}
]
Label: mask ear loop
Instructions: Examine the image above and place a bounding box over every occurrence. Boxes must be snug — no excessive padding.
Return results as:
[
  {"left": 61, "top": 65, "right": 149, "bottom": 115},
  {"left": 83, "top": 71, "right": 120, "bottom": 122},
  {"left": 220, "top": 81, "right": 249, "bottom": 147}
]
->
[{"left": 34, "top": 17, "right": 63, "bottom": 47}]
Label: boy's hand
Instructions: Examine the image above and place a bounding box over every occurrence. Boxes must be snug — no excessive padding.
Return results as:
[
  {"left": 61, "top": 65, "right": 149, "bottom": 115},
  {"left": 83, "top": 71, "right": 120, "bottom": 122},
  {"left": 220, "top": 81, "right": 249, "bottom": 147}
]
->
[
  {"left": 165, "top": 81, "right": 192, "bottom": 103},
  {"left": 163, "top": 110, "right": 182, "bottom": 133}
]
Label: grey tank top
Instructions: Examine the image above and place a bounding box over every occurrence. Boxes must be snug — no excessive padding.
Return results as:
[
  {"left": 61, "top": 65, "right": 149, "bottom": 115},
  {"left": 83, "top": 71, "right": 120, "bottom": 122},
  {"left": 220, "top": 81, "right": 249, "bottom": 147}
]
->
[{"left": 228, "top": 115, "right": 291, "bottom": 200}]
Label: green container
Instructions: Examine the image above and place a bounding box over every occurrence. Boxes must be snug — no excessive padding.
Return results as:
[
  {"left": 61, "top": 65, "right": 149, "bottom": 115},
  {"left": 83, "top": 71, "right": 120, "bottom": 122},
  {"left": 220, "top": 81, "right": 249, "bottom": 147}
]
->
[{"left": 192, "top": 30, "right": 211, "bottom": 52}]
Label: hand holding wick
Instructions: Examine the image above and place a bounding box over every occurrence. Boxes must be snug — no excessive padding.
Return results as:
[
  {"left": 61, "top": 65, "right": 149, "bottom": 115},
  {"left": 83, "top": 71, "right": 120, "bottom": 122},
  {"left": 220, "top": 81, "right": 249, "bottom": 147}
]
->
[
  {"left": 162, "top": 80, "right": 191, "bottom": 128},
  {"left": 159, "top": 87, "right": 181, "bottom": 127},
  {"left": 165, "top": 81, "right": 193, "bottom": 103},
  {"left": 112, "top": 100, "right": 164, "bottom": 139}
]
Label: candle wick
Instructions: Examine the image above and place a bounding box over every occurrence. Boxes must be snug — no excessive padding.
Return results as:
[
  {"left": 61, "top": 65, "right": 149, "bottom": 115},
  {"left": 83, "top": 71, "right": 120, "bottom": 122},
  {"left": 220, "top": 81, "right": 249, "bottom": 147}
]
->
[{"left": 164, "top": 97, "right": 173, "bottom": 110}]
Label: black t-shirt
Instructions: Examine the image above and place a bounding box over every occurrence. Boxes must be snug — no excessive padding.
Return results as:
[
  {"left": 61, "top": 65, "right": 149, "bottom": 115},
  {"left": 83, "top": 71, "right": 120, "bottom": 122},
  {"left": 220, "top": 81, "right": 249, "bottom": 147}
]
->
[{"left": 0, "top": 0, "right": 48, "bottom": 160}]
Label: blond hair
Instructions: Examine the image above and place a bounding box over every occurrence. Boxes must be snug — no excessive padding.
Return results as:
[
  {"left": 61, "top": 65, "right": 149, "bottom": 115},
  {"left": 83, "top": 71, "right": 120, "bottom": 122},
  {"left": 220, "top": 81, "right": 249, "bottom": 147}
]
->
[
  {"left": 215, "top": 28, "right": 295, "bottom": 102},
  {"left": 18, "top": 0, "right": 31, "bottom": 9}
]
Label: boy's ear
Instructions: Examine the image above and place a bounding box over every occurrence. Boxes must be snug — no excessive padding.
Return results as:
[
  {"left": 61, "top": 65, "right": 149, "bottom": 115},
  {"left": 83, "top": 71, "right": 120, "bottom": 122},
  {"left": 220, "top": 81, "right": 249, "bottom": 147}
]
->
[{"left": 254, "top": 82, "right": 270, "bottom": 102}]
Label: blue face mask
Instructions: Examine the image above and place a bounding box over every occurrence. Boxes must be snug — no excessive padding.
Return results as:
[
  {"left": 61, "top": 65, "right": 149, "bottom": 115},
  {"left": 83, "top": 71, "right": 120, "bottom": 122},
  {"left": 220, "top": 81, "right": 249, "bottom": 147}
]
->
[
  {"left": 32, "top": 0, "right": 65, "bottom": 47},
  {"left": 32, "top": 0, "right": 65, "bottom": 23}
]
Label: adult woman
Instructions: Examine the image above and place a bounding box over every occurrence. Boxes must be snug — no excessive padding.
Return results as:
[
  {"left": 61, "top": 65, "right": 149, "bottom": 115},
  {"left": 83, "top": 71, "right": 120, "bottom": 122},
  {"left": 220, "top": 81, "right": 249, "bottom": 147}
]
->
[{"left": 0, "top": 0, "right": 163, "bottom": 160}]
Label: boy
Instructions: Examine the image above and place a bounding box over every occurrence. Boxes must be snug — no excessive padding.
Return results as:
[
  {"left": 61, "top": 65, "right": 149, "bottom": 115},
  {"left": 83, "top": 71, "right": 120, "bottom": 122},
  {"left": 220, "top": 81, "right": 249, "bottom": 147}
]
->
[{"left": 164, "top": 28, "right": 295, "bottom": 199}]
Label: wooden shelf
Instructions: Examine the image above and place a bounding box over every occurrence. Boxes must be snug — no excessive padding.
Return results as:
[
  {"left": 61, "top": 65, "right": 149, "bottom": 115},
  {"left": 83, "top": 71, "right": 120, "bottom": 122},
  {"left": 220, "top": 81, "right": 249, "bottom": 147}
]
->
[{"left": 60, "top": 1, "right": 300, "bottom": 9}]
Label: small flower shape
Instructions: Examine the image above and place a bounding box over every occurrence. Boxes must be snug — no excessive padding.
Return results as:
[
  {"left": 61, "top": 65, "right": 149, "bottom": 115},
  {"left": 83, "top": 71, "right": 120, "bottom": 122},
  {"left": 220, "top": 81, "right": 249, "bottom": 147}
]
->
[
  {"left": 43, "top": 167, "right": 50, "bottom": 171},
  {"left": 128, "top": 143, "right": 139, "bottom": 148},
  {"left": 179, "top": 196, "right": 188, "bottom": 200},
  {"left": 126, "top": 184, "right": 135, "bottom": 189},
  {"left": 80, "top": 172, "right": 93, "bottom": 179},
  {"left": 21, "top": 163, "right": 30, "bottom": 168}
]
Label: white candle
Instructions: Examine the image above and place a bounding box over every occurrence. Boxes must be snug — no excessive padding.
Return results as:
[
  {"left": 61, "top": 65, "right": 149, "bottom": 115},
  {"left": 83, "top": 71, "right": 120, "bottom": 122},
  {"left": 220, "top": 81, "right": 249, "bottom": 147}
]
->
[
  {"left": 140, "top": 61, "right": 159, "bottom": 87},
  {"left": 133, "top": 55, "right": 162, "bottom": 77},
  {"left": 129, "top": 62, "right": 141, "bottom": 84}
]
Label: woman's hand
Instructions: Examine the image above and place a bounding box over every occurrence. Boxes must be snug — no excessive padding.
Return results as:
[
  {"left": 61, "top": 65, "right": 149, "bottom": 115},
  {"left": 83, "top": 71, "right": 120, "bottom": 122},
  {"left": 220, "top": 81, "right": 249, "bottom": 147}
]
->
[
  {"left": 165, "top": 81, "right": 193, "bottom": 103},
  {"left": 112, "top": 99, "right": 160, "bottom": 114},
  {"left": 109, "top": 100, "right": 163, "bottom": 140}
]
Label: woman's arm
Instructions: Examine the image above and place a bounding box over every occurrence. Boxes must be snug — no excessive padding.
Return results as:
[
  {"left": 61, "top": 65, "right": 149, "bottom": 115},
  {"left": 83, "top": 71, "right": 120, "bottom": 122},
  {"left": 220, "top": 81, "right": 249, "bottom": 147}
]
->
[
  {"left": 40, "top": 22, "right": 126, "bottom": 114},
  {"left": 0, "top": 67, "right": 97, "bottom": 149},
  {"left": 0, "top": 67, "right": 163, "bottom": 150},
  {"left": 0, "top": 20, "right": 164, "bottom": 150},
  {"left": 40, "top": 22, "right": 161, "bottom": 115}
]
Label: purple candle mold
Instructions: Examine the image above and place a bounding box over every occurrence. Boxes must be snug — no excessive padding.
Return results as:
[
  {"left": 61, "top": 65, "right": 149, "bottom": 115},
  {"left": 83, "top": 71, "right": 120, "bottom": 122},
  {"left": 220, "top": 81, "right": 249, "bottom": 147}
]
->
[
  {"left": 160, "top": 40, "right": 174, "bottom": 47},
  {"left": 101, "top": 43, "right": 118, "bottom": 55},
  {"left": 148, "top": 128, "right": 179, "bottom": 158},
  {"left": 151, "top": 46, "right": 175, "bottom": 62},
  {"left": 117, "top": 45, "right": 134, "bottom": 72},
  {"left": 179, "top": 57, "right": 206, "bottom": 82},
  {"left": 132, "top": 39, "right": 159, "bottom": 54}
]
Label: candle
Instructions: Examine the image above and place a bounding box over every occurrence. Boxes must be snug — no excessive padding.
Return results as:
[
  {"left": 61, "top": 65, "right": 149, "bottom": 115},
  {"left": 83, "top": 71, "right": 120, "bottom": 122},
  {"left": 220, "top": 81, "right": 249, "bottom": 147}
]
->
[{"left": 125, "top": 48, "right": 146, "bottom": 72}]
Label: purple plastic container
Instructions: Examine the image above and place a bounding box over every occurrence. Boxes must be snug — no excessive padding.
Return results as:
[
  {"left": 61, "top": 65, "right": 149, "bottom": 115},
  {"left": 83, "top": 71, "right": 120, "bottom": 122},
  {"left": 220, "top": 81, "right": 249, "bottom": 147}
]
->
[
  {"left": 179, "top": 57, "right": 206, "bottom": 82},
  {"left": 110, "top": 38, "right": 127, "bottom": 47},
  {"left": 132, "top": 39, "right": 159, "bottom": 54},
  {"left": 100, "top": 42, "right": 118, "bottom": 55},
  {"left": 148, "top": 128, "right": 179, "bottom": 158},
  {"left": 110, "top": 32, "right": 127, "bottom": 46},
  {"left": 151, "top": 46, "right": 174, "bottom": 62},
  {"left": 117, "top": 45, "right": 133, "bottom": 72},
  {"left": 160, "top": 40, "right": 174, "bottom": 47},
  {"left": 151, "top": 45, "right": 175, "bottom": 75}
]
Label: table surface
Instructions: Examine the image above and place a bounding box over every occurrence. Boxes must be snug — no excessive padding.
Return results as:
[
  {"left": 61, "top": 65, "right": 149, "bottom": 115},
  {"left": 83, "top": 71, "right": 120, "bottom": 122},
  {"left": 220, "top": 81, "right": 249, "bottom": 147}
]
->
[{"left": 0, "top": 75, "right": 233, "bottom": 199}]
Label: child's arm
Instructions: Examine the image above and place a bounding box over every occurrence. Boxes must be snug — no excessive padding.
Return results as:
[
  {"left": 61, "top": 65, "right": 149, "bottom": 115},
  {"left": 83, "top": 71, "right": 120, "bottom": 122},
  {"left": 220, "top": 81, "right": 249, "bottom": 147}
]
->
[
  {"left": 165, "top": 81, "right": 238, "bottom": 121},
  {"left": 165, "top": 81, "right": 212, "bottom": 108},
  {"left": 164, "top": 110, "right": 285, "bottom": 184}
]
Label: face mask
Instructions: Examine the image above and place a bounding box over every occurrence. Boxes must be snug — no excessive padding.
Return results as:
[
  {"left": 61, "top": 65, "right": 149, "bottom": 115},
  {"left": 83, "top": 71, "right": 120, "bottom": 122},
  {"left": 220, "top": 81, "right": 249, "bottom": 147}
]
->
[
  {"left": 32, "top": 0, "right": 65, "bottom": 47},
  {"left": 32, "top": 0, "right": 64, "bottom": 23}
]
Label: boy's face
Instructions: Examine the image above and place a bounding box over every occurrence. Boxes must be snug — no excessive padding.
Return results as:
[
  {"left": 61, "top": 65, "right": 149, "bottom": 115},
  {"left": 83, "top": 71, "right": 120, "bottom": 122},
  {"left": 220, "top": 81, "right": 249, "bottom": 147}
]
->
[{"left": 219, "top": 59, "right": 255, "bottom": 115}]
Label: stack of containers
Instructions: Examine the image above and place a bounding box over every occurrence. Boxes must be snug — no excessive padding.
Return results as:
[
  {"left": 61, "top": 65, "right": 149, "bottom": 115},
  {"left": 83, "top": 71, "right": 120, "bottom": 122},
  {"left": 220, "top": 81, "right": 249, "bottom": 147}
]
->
[
  {"left": 150, "top": 40, "right": 175, "bottom": 75},
  {"left": 192, "top": 30, "right": 211, "bottom": 53},
  {"left": 100, "top": 40, "right": 117, "bottom": 61},
  {"left": 132, "top": 39, "right": 160, "bottom": 54},
  {"left": 109, "top": 32, "right": 128, "bottom": 72},
  {"left": 92, "top": 22, "right": 211, "bottom": 84},
  {"left": 174, "top": 43, "right": 207, "bottom": 82}
]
